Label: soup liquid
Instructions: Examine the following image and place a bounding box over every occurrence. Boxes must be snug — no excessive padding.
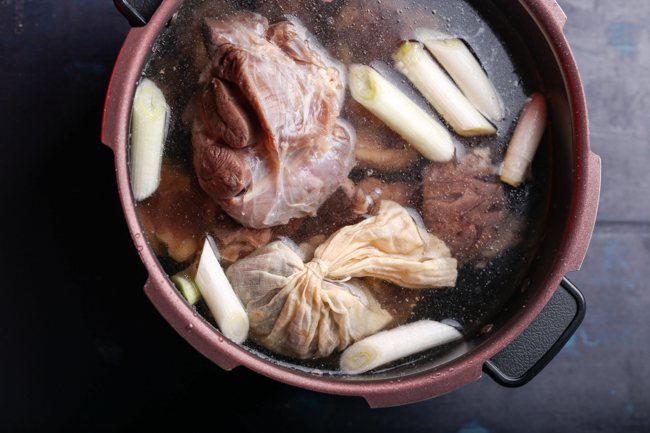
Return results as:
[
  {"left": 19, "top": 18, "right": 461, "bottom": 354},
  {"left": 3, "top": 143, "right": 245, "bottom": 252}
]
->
[{"left": 137, "top": 0, "right": 550, "bottom": 375}]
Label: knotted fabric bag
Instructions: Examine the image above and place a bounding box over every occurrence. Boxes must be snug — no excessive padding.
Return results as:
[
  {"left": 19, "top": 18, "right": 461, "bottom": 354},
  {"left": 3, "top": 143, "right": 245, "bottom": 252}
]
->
[{"left": 226, "top": 200, "right": 458, "bottom": 358}]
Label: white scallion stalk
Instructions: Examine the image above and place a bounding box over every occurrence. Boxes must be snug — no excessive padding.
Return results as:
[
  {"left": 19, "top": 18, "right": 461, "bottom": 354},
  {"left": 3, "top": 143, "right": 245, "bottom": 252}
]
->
[
  {"left": 130, "top": 78, "right": 167, "bottom": 201},
  {"left": 340, "top": 320, "right": 463, "bottom": 374},
  {"left": 349, "top": 64, "right": 455, "bottom": 162},
  {"left": 500, "top": 92, "right": 547, "bottom": 187},
  {"left": 393, "top": 41, "right": 496, "bottom": 137},
  {"left": 194, "top": 236, "right": 249, "bottom": 343},
  {"left": 416, "top": 29, "right": 504, "bottom": 123}
]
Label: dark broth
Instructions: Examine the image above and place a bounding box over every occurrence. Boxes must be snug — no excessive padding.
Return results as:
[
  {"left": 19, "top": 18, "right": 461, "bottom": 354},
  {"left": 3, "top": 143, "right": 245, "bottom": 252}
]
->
[{"left": 136, "top": 0, "right": 550, "bottom": 375}]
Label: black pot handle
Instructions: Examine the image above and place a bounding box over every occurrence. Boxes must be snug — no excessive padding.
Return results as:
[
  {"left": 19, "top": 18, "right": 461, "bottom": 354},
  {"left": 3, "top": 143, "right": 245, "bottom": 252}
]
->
[
  {"left": 483, "top": 277, "right": 586, "bottom": 387},
  {"left": 114, "top": 0, "right": 165, "bottom": 27}
]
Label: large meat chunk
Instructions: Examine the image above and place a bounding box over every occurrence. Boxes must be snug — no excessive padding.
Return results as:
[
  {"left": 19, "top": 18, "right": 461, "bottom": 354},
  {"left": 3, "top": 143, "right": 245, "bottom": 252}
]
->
[
  {"left": 422, "top": 149, "right": 523, "bottom": 266},
  {"left": 192, "top": 12, "right": 354, "bottom": 228}
]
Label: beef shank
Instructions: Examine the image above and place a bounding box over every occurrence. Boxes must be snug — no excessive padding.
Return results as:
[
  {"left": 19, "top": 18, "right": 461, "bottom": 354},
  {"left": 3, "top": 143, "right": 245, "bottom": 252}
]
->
[
  {"left": 422, "top": 149, "right": 523, "bottom": 266},
  {"left": 191, "top": 12, "right": 355, "bottom": 229}
]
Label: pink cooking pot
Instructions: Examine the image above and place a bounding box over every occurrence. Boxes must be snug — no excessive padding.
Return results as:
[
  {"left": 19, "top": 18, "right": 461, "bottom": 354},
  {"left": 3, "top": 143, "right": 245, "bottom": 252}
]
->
[{"left": 102, "top": 0, "right": 601, "bottom": 406}]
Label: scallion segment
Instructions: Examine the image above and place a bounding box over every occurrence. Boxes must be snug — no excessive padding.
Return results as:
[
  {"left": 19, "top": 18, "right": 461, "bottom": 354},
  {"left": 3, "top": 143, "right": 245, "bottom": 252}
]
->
[
  {"left": 393, "top": 41, "right": 496, "bottom": 137},
  {"left": 195, "top": 236, "right": 249, "bottom": 344},
  {"left": 349, "top": 64, "right": 455, "bottom": 162},
  {"left": 500, "top": 92, "right": 547, "bottom": 187},
  {"left": 171, "top": 271, "right": 201, "bottom": 305},
  {"left": 340, "top": 320, "right": 463, "bottom": 374},
  {"left": 130, "top": 78, "right": 168, "bottom": 201},
  {"left": 417, "top": 29, "right": 504, "bottom": 123}
]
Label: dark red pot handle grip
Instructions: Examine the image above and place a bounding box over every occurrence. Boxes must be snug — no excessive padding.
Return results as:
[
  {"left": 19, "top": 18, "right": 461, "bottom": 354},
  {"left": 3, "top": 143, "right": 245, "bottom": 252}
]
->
[
  {"left": 114, "top": 0, "right": 165, "bottom": 26},
  {"left": 483, "top": 277, "right": 586, "bottom": 387}
]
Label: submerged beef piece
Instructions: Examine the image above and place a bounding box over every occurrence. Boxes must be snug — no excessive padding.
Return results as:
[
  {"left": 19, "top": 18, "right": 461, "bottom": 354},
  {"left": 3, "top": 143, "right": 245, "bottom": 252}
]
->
[
  {"left": 344, "top": 99, "right": 420, "bottom": 172},
  {"left": 138, "top": 162, "right": 218, "bottom": 263},
  {"left": 209, "top": 212, "right": 272, "bottom": 264},
  {"left": 292, "top": 179, "right": 367, "bottom": 243},
  {"left": 339, "top": 178, "right": 372, "bottom": 215},
  {"left": 192, "top": 13, "right": 354, "bottom": 228},
  {"left": 139, "top": 161, "right": 273, "bottom": 264},
  {"left": 270, "top": 216, "right": 304, "bottom": 239},
  {"left": 422, "top": 149, "right": 520, "bottom": 266},
  {"left": 192, "top": 121, "right": 256, "bottom": 199},
  {"left": 356, "top": 177, "right": 415, "bottom": 214},
  {"left": 199, "top": 78, "right": 260, "bottom": 148},
  {"left": 291, "top": 177, "right": 416, "bottom": 242}
]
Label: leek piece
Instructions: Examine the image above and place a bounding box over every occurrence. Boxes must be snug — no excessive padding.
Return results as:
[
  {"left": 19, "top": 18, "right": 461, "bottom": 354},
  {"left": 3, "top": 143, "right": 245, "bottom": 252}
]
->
[
  {"left": 417, "top": 29, "right": 504, "bottom": 122},
  {"left": 194, "top": 236, "right": 249, "bottom": 343},
  {"left": 349, "top": 64, "right": 455, "bottom": 162},
  {"left": 171, "top": 271, "right": 201, "bottom": 305},
  {"left": 500, "top": 93, "right": 547, "bottom": 187},
  {"left": 340, "top": 320, "right": 463, "bottom": 374},
  {"left": 393, "top": 41, "right": 496, "bottom": 137},
  {"left": 130, "top": 78, "right": 167, "bottom": 201}
]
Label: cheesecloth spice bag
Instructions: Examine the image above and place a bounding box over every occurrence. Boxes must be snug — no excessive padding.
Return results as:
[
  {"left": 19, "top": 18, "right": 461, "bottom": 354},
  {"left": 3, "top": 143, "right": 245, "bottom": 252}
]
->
[{"left": 226, "top": 200, "right": 458, "bottom": 359}]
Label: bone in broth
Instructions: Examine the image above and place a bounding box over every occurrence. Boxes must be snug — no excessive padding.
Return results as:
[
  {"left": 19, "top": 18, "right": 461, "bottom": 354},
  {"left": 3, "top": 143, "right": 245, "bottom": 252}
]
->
[{"left": 132, "top": 0, "right": 551, "bottom": 374}]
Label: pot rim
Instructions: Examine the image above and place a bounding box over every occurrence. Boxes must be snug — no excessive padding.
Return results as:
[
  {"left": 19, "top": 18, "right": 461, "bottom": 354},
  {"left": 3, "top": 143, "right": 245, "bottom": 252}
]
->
[{"left": 101, "top": 0, "right": 600, "bottom": 407}]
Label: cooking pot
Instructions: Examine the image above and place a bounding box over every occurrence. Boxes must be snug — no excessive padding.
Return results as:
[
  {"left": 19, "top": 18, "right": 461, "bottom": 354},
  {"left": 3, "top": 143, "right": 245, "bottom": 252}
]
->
[{"left": 102, "top": 0, "right": 601, "bottom": 406}]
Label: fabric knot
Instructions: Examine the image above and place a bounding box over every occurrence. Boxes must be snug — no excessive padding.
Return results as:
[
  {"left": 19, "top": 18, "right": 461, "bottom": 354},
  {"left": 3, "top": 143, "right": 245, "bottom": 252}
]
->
[{"left": 305, "top": 258, "right": 329, "bottom": 280}]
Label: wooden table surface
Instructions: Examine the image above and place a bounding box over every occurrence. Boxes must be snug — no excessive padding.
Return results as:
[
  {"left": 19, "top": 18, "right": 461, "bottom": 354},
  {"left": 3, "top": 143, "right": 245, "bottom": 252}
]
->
[{"left": 1, "top": 0, "right": 648, "bottom": 431}]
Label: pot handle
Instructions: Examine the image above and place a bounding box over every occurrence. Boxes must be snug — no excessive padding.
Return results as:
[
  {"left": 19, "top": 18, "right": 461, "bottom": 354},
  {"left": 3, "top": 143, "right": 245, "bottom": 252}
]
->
[
  {"left": 540, "top": 0, "right": 567, "bottom": 29},
  {"left": 114, "top": 0, "right": 165, "bottom": 26},
  {"left": 483, "top": 277, "right": 586, "bottom": 387}
]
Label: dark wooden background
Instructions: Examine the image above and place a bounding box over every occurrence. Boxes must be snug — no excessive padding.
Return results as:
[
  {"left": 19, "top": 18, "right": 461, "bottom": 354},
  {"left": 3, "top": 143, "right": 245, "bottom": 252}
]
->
[{"left": 1, "top": 0, "right": 648, "bottom": 431}]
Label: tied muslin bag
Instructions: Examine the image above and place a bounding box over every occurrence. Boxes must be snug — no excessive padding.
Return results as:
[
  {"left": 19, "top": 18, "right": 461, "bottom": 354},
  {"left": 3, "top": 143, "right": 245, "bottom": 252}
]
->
[{"left": 227, "top": 201, "right": 458, "bottom": 359}]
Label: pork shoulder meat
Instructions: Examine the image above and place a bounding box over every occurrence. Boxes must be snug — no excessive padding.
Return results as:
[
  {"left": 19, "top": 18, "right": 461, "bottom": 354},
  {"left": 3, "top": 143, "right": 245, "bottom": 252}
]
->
[
  {"left": 192, "top": 12, "right": 355, "bottom": 229},
  {"left": 422, "top": 149, "right": 522, "bottom": 266}
]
